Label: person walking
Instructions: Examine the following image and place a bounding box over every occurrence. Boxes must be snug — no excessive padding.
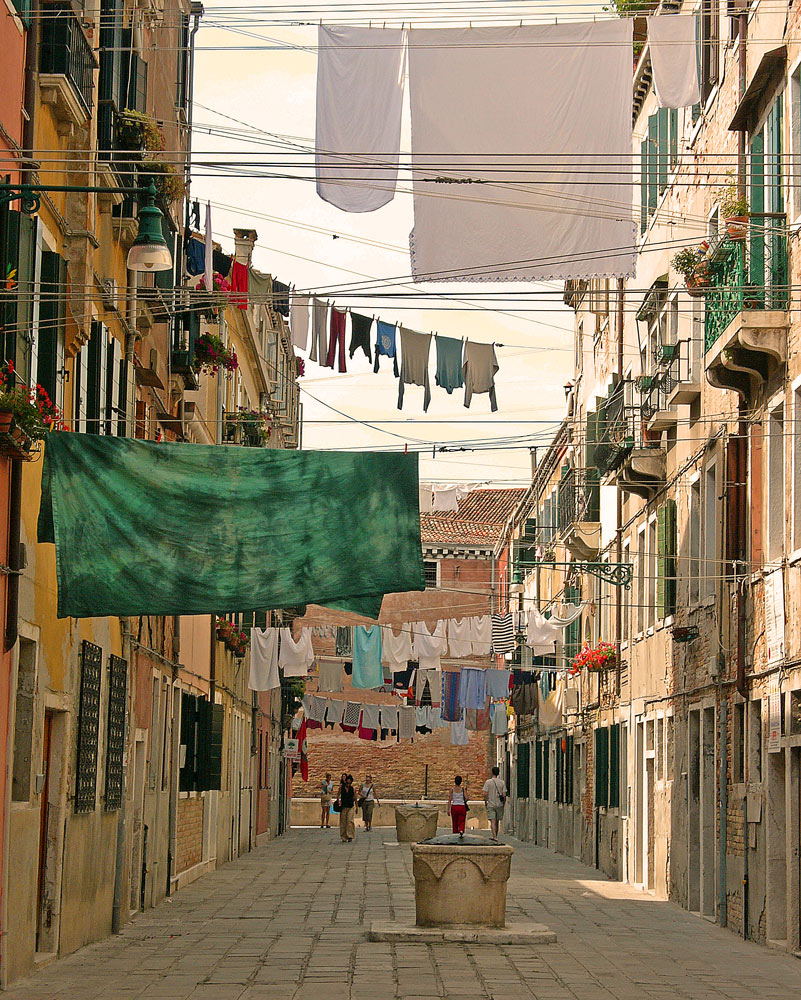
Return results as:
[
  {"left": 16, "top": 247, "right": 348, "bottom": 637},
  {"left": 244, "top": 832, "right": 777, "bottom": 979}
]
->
[
  {"left": 358, "top": 774, "right": 379, "bottom": 831},
  {"left": 338, "top": 773, "right": 357, "bottom": 842},
  {"left": 447, "top": 775, "right": 468, "bottom": 836},
  {"left": 483, "top": 766, "right": 507, "bottom": 840},
  {"left": 320, "top": 772, "right": 334, "bottom": 828}
]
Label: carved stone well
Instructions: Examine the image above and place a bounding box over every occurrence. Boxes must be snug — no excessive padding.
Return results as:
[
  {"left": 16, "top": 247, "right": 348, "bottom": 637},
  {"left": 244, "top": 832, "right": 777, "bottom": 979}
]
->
[{"left": 394, "top": 804, "right": 440, "bottom": 843}]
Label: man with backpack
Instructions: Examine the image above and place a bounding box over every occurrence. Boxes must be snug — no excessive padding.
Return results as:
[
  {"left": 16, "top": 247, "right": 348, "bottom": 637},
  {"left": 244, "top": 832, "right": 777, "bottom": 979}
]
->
[{"left": 482, "top": 766, "right": 507, "bottom": 840}]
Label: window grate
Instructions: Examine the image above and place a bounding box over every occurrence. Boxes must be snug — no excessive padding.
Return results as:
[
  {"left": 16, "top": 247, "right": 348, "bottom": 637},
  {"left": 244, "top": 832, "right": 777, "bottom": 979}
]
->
[
  {"left": 75, "top": 640, "right": 102, "bottom": 813},
  {"left": 423, "top": 560, "right": 439, "bottom": 588},
  {"left": 104, "top": 654, "right": 127, "bottom": 811}
]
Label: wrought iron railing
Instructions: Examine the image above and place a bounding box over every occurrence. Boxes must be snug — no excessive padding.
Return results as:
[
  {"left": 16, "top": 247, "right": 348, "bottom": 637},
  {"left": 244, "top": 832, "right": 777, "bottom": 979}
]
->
[
  {"left": 594, "top": 379, "right": 638, "bottom": 474},
  {"left": 557, "top": 467, "right": 600, "bottom": 533},
  {"left": 39, "top": 3, "right": 95, "bottom": 114},
  {"left": 704, "top": 213, "right": 788, "bottom": 351}
]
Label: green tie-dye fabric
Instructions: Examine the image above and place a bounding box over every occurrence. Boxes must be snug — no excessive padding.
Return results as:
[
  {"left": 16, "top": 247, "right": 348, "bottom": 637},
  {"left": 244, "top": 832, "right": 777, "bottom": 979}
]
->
[{"left": 38, "top": 433, "right": 425, "bottom": 620}]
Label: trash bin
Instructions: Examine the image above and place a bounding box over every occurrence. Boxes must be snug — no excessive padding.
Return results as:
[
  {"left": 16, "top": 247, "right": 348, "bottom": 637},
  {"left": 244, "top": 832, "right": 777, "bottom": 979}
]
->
[{"left": 394, "top": 804, "right": 440, "bottom": 843}]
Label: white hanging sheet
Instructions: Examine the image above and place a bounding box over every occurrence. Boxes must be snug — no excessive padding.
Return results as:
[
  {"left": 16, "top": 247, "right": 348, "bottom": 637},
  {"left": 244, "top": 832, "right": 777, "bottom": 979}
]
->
[
  {"left": 446, "top": 617, "right": 474, "bottom": 657},
  {"left": 381, "top": 625, "right": 413, "bottom": 667},
  {"left": 249, "top": 627, "right": 280, "bottom": 691},
  {"left": 647, "top": 15, "right": 700, "bottom": 109}
]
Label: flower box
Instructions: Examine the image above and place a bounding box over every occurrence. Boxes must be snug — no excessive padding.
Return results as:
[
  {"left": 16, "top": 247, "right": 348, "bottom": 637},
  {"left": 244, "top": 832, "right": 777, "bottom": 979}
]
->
[{"left": 572, "top": 641, "right": 617, "bottom": 673}]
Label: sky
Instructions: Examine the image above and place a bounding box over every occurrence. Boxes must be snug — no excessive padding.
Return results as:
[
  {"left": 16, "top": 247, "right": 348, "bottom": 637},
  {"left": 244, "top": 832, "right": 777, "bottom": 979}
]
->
[{"left": 189, "top": 2, "right": 600, "bottom": 487}]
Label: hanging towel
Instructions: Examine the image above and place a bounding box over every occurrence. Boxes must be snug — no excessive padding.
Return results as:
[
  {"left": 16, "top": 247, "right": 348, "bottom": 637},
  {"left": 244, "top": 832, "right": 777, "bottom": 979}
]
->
[
  {"left": 398, "top": 705, "right": 416, "bottom": 740},
  {"left": 342, "top": 701, "right": 362, "bottom": 729},
  {"left": 374, "top": 320, "right": 399, "bottom": 376},
  {"left": 382, "top": 625, "right": 413, "bottom": 669},
  {"left": 485, "top": 669, "right": 511, "bottom": 700},
  {"left": 185, "top": 237, "right": 205, "bottom": 276},
  {"left": 407, "top": 21, "right": 635, "bottom": 282},
  {"left": 491, "top": 613, "right": 515, "bottom": 655},
  {"left": 279, "top": 628, "right": 314, "bottom": 677},
  {"left": 463, "top": 341, "right": 499, "bottom": 412},
  {"left": 230, "top": 260, "right": 248, "bottom": 309},
  {"left": 415, "top": 706, "right": 430, "bottom": 731},
  {"left": 647, "top": 15, "right": 700, "bottom": 109},
  {"left": 440, "top": 670, "right": 462, "bottom": 722},
  {"left": 352, "top": 624, "right": 383, "bottom": 688},
  {"left": 249, "top": 627, "right": 280, "bottom": 690},
  {"left": 291, "top": 293, "right": 310, "bottom": 351},
  {"left": 309, "top": 298, "right": 328, "bottom": 363},
  {"left": 397, "top": 328, "right": 432, "bottom": 412},
  {"left": 435, "top": 336, "right": 464, "bottom": 394},
  {"left": 418, "top": 485, "right": 433, "bottom": 512},
  {"left": 361, "top": 702, "right": 380, "bottom": 730},
  {"left": 415, "top": 668, "right": 441, "bottom": 707},
  {"left": 413, "top": 620, "right": 447, "bottom": 670},
  {"left": 318, "top": 657, "right": 344, "bottom": 693},
  {"left": 325, "top": 307, "right": 347, "bottom": 371},
  {"left": 315, "top": 26, "right": 405, "bottom": 213},
  {"left": 326, "top": 700, "right": 345, "bottom": 725},
  {"left": 491, "top": 702, "right": 509, "bottom": 735},
  {"left": 447, "top": 618, "right": 473, "bottom": 658},
  {"left": 470, "top": 615, "right": 493, "bottom": 653},
  {"left": 548, "top": 603, "right": 584, "bottom": 627},
  {"left": 380, "top": 704, "right": 398, "bottom": 731},
  {"left": 349, "top": 312, "right": 373, "bottom": 361},
  {"left": 335, "top": 626, "right": 352, "bottom": 657},
  {"left": 432, "top": 486, "right": 459, "bottom": 512},
  {"left": 465, "top": 705, "right": 490, "bottom": 731},
  {"left": 212, "top": 249, "right": 230, "bottom": 278},
  {"left": 450, "top": 714, "right": 469, "bottom": 746},
  {"left": 358, "top": 714, "right": 377, "bottom": 741},
  {"left": 309, "top": 695, "right": 328, "bottom": 723},
  {"left": 459, "top": 667, "right": 487, "bottom": 710},
  {"left": 272, "top": 279, "right": 290, "bottom": 316}
]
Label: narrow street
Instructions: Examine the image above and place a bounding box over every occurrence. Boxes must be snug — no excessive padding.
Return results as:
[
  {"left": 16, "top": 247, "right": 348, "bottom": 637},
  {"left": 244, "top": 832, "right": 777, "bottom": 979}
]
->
[{"left": 5, "top": 830, "right": 798, "bottom": 1000}]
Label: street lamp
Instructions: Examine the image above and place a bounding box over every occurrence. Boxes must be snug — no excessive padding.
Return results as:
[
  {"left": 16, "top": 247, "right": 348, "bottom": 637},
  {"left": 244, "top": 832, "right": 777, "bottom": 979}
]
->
[{"left": 508, "top": 569, "right": 524, "bottom": 596}]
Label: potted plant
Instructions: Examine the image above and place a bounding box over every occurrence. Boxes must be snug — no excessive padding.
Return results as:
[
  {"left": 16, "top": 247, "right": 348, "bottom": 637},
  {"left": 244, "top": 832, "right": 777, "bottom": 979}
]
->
[
  {"left": 572, "top": 640, "right": 617, "bottom": 673},
  {"left": 215, "top": 616, "right": 232, "bottom": 641},
  {"left": 718, "top": 181, "right": 750, "bottom": 240},
  {"left": 115, "top": 109, "right": 165, "bottom": 155},
  {"left": 672, "top": 247, "right": 710, "bottom": 297},
  {"left": 141, "top": 160, "right": 185, "bottom": 204},
  {"left": 193, "top": 332, "right": 238, "bottom": 375},
  {"left": 296, "top": 356, "right": 305, "bottom": 378}
]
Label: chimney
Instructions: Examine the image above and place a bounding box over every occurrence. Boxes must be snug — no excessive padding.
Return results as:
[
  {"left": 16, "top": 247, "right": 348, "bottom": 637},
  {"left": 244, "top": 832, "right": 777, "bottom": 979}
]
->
[{"left": 233, "top": 228, "right": 258, "bottom": 265}]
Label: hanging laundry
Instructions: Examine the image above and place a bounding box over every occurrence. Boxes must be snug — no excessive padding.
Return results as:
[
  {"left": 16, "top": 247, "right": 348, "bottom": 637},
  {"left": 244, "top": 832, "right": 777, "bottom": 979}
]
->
[
  {"left": 510, "top": 677, "right": 537, "bottom": 716},
  {"left": 374, "top": 320, "right": 399, "bottom": 376},
  {"left": 463, "top": 341, "right": 498, "bottom": 412},
  {"left": 526, "top": 608, "right": 561, "bottom": 653},
  {"left": 647, "top": 15, "right": 700, "bottom": 109},
  {"left": 446, "top": 618, "right": 473, "bottom": 658},
  {"left": 335, "top": 626, "right": 352, "bottom": 657},
  {"left": 485, "top": 668, "right": 512, "bottom": 700},
  {"left": 248, "top": 268, "right": 271, "bottom": 306},
  {"left": 318, "top": 657, "right": 344, "bottom": 693},
  {"left": 315, "top": 25, "right": 405, "bottom": 212},
  {"left": 440, "top": 670, "right": 462, "bottom": 722},
  {"left": 450, "top": 714, "right": 470, "bottom": 746},
  {"left": 349, "top": 312, "right": 373, "bottom": 362},
  {"left": 491, "top": 702, "right": 509, "bottom": 736},
  {"left": 432, "top": 486, "right": 459, "bottom": 512},
  {"left": 249, "top": 627, "right": 280, "bottom": 690},
  {"left": 459, "top": 667, "right": 487, "bottom": 710},
  {"left": 279, "top": 627, "right": 315, "bottom": 677},
  {"left": 352, "top": 624, "right": 383, "bottom": 688},
  {"left": 548, "top": 603, "right": 584, "bottom": 627},
  {"left": 185, "top": 236, "right": 205, "bottom": 276},
  {"left": 272, "top": 279, "right": 290, "bottom": 317},
  {"left": 204, "top": 203, "right": 213, "bottom": 290},
  {"left": 407, "top": 21, "right": 635, "bottom": 282},
  {"left": 230, "top": 260, "right": 248, "bottom": 309},
  {"left": 415, "top": 706, "right": 431, "bottom": 734},
  {"left": 309, "top": 695, "right": 328, "bottom": 723},
  {"left": 358, "top": 713, "right": 377, "bottom": 740},
  {"left": 327, "top": 700, "right": 345, "bottom": 725},
  {"left": 435, "top": 336, "right": 464, "bottom": 394},
  {"left": 397, "top": 327, "right": 432, "bottom": 412},
  {"left": 465, "top": 705, "right": 490, "bottom": 732},
  {"left": 291, "top": 293, "right": 310, "bottom": 351},
  {"left": 429, "top": 706, "right": 447, "bottom": 729},
  {"left": 380, "top": 704, "right": 398, "bottom": 731},
  {"left": 212, "top": 249, "right": 231, "bottom": 278},
  {"left": 469, "top": 614, "right": 493, "bottom": 653},
  {"left": 342, "top": 701, "right": 362, "bottom": 730},
  {"left": 381, "top": 625, "right": 412, "bottom": 670},
  {"left": 307, "top": 718, "right": 323, "bottom": 730},
  {"left": 413, "top": 620, "right": 447, "bottom": 670},
  {"left": 398, "top": 705, "right": 416, "bottom": 740},
  {"left": 309, "top": 298, "right": 328, "bottom": 363},
  {"left": 418, "top": 485, "right": 434, "bottom": 513},
  {"left": 392, "top": 662, "right": 415, "bottom": 689},
  {"left": 361, "top": 702, "right": 380, "bottom": 731},
  {"left": 491, "top": 613, "right": 515, "bottom": 655},
  {"left": 325, "top": 306, "right": 347, "bottom": 371},
  {"left": 415, "top": 668, "right": 441, "bottom": 707},
  {"left": 538, "top": 674, "right": 564, "bottom": 728}
]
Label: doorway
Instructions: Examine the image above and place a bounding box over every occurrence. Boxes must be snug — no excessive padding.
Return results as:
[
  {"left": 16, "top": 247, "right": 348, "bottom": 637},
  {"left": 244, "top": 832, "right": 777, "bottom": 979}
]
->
[
  {"left": 635, "top": 720, "right": 644, "bottom": 886},
  {"left": 129, "top": 737, "right": 146, "bottom": 914},
  {"left": 766, "top": 748, "right": 787, "bottom": 945},
  {"left": 35, "top": 709, "right": 65, "bottom": 956},
  {"left": 688, "top": 709, "right": 700, "bottom": 911},
  {"left": 701, "top": 706, "right": 716, "bottom": 917}
]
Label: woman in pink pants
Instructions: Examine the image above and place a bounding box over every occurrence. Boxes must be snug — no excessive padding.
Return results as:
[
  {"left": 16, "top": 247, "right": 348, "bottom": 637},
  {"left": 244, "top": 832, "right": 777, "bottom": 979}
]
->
[{"left": 447, "top": 775, "right": 467, "bottom": 835}]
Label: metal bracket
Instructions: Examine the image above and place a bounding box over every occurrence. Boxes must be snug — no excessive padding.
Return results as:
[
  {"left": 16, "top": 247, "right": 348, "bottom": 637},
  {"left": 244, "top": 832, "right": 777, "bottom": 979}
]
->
[{"left": 516, "top": 559, "right": 633, "bottom": 589}]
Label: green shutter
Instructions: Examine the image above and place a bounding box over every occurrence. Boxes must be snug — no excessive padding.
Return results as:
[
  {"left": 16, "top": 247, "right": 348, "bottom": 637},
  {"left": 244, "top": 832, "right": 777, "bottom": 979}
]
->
[
  {"left": 535, "top": 739, "right": 542, "bottom": 799},
  {"left": 517, "top": 741, "right": 530, "bottom": 800},
  {"left": 647, "top": 114, "right": 658, "bottom": 218},
  {"left": 179, "top": 692, "right": 197, "bottom": 792},
  {"left": 750, "top": 129, "right": 765, "bottom": 288},
  {"left": 11, "top": 0, "right": 31, "bottom": 27},
  {"left": 87, "top": 321, "right": 104, "bottom": 434},
  {"left": 556, "top": 740, "right": 563, "bottom": 803},
  {"left": 640, "top": 138, "right": 649, "bottom": 233},
  {"left": 566, "top": 736, "right": 574, "bottom": 804},
  {"left": 609, "top": 724, "right": 620, "bottom": 808},
  {"left": 595, "top": 727, "right": 609, "bottom": 807},
  {"left": 657, "top": 108, "right": 669, "bottom": 195},
  {"left": 692, "top": 14, "right": 702, "bottom": 122},
  {"left": 38, "top": 250, "right": 65, "bottom": 401},
  {"left": 542, "top": 740, "right": 550, "bottom": 801},
  {"left": 197, "top": 701, "right": 224, "bottom": 791},
  {"left": 669, "top": 108, "right": 678, "bottom": 170}
]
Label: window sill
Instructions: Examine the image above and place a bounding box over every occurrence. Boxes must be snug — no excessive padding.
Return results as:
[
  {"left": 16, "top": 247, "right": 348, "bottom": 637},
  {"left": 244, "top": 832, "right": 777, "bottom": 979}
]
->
[{"left": 788, "top": 548, "right": 801, "bottom": 567}]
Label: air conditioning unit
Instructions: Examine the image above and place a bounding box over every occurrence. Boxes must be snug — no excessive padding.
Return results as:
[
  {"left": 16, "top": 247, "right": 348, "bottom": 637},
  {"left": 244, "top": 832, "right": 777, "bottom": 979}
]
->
[{"left": 101, "top": 278, "right": 118, "bottom": 309}]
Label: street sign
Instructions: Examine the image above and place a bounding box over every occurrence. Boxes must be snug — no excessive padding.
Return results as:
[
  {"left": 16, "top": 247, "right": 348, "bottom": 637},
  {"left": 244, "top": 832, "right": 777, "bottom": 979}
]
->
[{"left": 283, "top": 738, "right": 300, "bottom": 761}]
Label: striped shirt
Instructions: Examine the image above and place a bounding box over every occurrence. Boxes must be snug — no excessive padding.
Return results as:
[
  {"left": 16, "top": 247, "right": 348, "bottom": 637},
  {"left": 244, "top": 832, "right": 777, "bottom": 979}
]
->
[{"left": 491, "top": 613, "right": 515, "bottom": 655}]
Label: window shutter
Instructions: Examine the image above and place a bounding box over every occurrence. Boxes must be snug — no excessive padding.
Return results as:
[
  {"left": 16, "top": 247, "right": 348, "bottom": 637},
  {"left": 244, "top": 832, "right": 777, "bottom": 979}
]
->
[
  {"left": 640, "top": 138, "right": 649, "bottom": 234},
  {"left": 750, "top": 129, "right": 765, "bottom": 288},
  {"left": 517, "top": 741, "right": 530, "bottom": 800},
  {"left": 609, "top": 724, "right": 620, "bottom": 808},
  {"left": 87, "top": 321, "right": 105, "bottom": 434},
  {"left": 594, "top": 727, "right": 609, "bottom": 807},
  {"left": 556, "top": 740, "right": 563, "bottom": 803},
  {"left": 657, "top": 504, "right": 668, "bottom": 618},
  {"left": 657, "top": 107, "right": 669, "bottom": 195},
  {"left": 197, "top": 701, "right": 224, "bottom": 791},
  {"left": 566, "top": 736, "right": 574, "bottom": 804},
  {"left": 11, "top": 0, "right": 32, "bottom": 27},
  {"left": 38, "top": 250, "right": 65, "bottom": 401},
  {"left": 534, "top": 739, "right": 542, "bottom": 799},
  {"left": 692, "top": 14, "right": 702, "bottom": 121},
  {"left": 647, "top": 114, "right": 658, "bottom": 219},
  {"left": 179, "top": 692, "right": 197, "bottom": 792},
  {"left": 669, "top": 108, "right": 678, "bottom": 169},
  {"left": 666, "top": 499, "right": 677, "bottom": 615},
  {"left": 542, "top": 740, "right": 550, "bottom": 801}
]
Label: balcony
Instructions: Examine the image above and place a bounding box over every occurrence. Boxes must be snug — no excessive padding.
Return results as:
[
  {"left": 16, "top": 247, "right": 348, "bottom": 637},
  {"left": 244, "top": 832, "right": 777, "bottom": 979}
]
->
[
  {"left": 639, "top": 371, "right": 676, "bottom": 434},
  {"left": 557, "top": 467, "right": 601, "bottom": 560},
  {"left": 594, "top": 378, "right": 665, "bottom": 501},
  {"left": 704, "top": 215, "right": 788, "bottom": 400},
  {"left": 662, "top": 339, "right": 701, "bottom": 405},
  {"left": 39, "top": 3, "right": 96, "bottom": 132}
]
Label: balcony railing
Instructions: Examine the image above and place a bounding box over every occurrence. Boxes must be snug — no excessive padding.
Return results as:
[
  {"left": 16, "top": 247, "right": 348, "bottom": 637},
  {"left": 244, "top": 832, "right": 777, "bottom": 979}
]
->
[
  {"left": 39, "top": 3, "right": 95, "bottom": 115},
  {"left": 704, "top": 213, "right": 788, "bottom": 352},
  {"left": 594, "top": 379, "right": 637, "bottom": 475},
  {"left": 557, "top": 467, "right": 600, "bottom": 533}
]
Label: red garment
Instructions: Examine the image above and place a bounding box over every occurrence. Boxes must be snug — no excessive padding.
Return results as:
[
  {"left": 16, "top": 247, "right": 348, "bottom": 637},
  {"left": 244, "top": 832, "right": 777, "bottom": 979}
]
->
[
  {"left": 297, "top": 717, "right": 309, "bottom": 781},
  {"left": 340, "top": 724, "right": 357, "bottom": 734},
  {"left": 230, "top": 260, "right": 249, "bottom": 309},
  {"left": 358, "top": 725, "right": 376, "bottom": 740},
  {"left": 307, "top": 719, "right": 323, "bottom": 730},
  {"left": 450, "top": 804, "right": 467, "bottom": 834},
  {"left": 325, "top": 307, "right": 347, "bottom": 371}
]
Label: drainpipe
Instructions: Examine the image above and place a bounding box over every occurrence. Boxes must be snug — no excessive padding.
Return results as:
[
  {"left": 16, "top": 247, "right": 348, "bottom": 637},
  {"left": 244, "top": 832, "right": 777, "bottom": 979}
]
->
[
  {"left": 166, "top": 616, "right": 180, "bottom": 894},
  {"left": 738, "top": 13, "right": 747, "bottom": 202},
  {"left": 615, "top": 278, "right": 625, "bottom": 695},
  {"left": 717, "top": 436, "right": 729, "bottom": 929},
  {"left": 112, "top": 618, "right": 132, "bottom": 933},
  {"left": 4, "top": 459, "right": 22, "bottom": 652}
]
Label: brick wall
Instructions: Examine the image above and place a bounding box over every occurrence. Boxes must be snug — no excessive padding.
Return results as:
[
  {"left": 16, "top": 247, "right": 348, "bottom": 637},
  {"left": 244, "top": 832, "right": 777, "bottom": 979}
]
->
[{"left": 176, "top": 796, "right": 204, "bottom": 873}]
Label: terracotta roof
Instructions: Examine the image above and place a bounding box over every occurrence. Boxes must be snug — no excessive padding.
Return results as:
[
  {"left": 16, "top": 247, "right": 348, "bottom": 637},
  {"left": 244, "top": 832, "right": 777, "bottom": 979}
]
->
[{"left": 421, "top": 488, "right": 526, "bottom": 547}]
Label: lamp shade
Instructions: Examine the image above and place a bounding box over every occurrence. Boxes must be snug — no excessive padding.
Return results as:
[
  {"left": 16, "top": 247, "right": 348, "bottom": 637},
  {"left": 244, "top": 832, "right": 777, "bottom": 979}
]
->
[
  {"left": 508, "top": 581, "right": 524, "bottom": 596},
  {"left": 127, "top": 181, "right": 173, "bottom": 272}
]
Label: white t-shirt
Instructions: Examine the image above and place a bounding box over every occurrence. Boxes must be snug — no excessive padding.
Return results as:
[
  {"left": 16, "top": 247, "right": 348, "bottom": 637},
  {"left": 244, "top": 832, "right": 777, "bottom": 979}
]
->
[
  {"left": 483, "top": 776, "right": 507, "bottom": 808},
  {"left": 359, "top": 783, "right": 375, "bottom": 802}
]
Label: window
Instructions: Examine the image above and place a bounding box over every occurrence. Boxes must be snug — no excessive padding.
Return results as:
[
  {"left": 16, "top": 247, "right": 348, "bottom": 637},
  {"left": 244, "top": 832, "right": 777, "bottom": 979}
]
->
[
  {"left": 555, "top": 735, "right": 574, "bottom": 804},
  {"left": 37, "top": 249, "right": 67, "bottom": 405},
  {"left": 11, "top": 0, "right": 32, "bottom": 27},
  {"left": 733, "top": 702, "right": 745, "bottom": 784},
  {"left": 767, "top": 402, "right": 785, "bottom": 562},
  {"left": 700, "top": 0, "right": 719, "bottom": 103},
  {"left": 793, "top": 385, "right": 801, "bottom": 552},
  {"left": 666, "top": 716, "right": 674, "bottom": 782},
  {"left": 1, "top": 208, "right": 37, "bottom": 380},
  {"left": 640, "top": 108, "right": 680, "bottom": 232},
  {"left": 517, "top": 741, "right": 530, "bottom": 800},
  {"left": 75, "top": 640, "right": 103, "bottom": 813},
  {"left": 609, "top": 724, "right": 620, "bottom": 808},
  {"left": 689, "top": 478, "right": 701, "bottom": 604},
  {"left": 423, "top": 560, "right": 439, "bottom": 589},
  {"left": 657, "top": 499, "right": 677, "bottom": 619},
  {"left": 750, "top": 97, "right": 786, "bottom": 308},
  {"left": 179, "top": 694, "right": 224, "bottom": 793},
  {"left": 620, "top": 724, "right": 628, "bottom": 815},
  {"left": 622, "top": 541, "right": 630, "bottom": 643},
  {"left": 749, "top": 700, "right": 763, "bottom": 780},
  {"left": 703, "top": 464, "right": 718, "bottom": 599},
  {"left": 792, "top": 65, "right": 801, "bottom": 220},
  {"left": 12, "top": 638, "right": 37, "bottom": 802},
  {"left": 637, "top": 527, "right": 646, "bottom": 634},
  {"left": 594, "top": 727, "right": 609, "bottom": 807},
  {"left": 647, "top": 518, "right": 657, "bottom": 628},
  {"left": 104, "top": 655, "right": 127, "bottom": 811}
]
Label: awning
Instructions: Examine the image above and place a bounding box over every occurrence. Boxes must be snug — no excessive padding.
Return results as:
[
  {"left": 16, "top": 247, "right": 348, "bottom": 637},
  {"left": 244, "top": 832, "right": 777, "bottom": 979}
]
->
[{"left": 729, "top": 46, "right": 786, "bottom": 132}]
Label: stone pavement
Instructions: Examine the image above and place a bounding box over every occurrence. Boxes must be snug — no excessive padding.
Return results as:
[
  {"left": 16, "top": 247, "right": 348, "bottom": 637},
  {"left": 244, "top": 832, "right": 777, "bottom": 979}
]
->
[{"left": 6, "top": 829, "right": 800, "bottom": 1000}]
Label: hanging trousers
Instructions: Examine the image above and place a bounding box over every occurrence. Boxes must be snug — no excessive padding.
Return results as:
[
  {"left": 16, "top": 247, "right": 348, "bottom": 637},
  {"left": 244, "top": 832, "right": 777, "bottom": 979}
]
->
[{"left": 326, "top": 308, "right": 347, "bottom": 372}]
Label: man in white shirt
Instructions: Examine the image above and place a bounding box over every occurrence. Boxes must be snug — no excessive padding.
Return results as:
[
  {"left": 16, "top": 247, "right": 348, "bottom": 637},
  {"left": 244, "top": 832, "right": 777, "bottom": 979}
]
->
[{"left": 482, "top": 766, "right": 507, "bottom": 840}]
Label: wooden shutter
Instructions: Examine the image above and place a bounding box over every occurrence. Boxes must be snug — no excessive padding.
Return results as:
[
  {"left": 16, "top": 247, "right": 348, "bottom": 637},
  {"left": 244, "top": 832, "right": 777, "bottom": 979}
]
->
[
  {"left": 609, "top": 724, "right": 620, "bottom": 808},
  {"left": 179, "top": 692, "right": 197, "bottom": 792},
  {"left": 37, "top": 250, "right": 65, "bottom": 401},
  {"left": 87, "top": 321, "right": 105, "bottom": 434},
  {"left": 542, "top": 740, "right": 550, "bottom": 801},
  {"left": 657, "top": 107, "right": 669, "bottom": 195},
  {"left": 197, "top": 700, "right": 224, "bottom": 791},
  {"left": 105, "top": 335, "right": 121, "bottom": 436},
  {"left": 11, "top": 0, "right": 31, "bottom": 27},
  {"left": 640, "top": 139, "right": 649, "bottom": 233},
  {"left": 657, "top": 499, "right": 677, "bottom": 618},
  {"left": 669, "top": 108, "right": 678, "bottom": 170},
  {"left": 566, "top": 736, "right": 574, "bottom": 804},
  {"left": 750, "top": 130, "right": 765, "bottom": 287},
  {"left": 750, "top": 423, "right": 763, "bottom": 565},
  {"left": 647, "top": 115, "right": 658, "bottom": 219},
  {"left": 594, "top": 727, "right": 609, "bottom": 807},
  {"left": 517, "top": 741, "right": 530, "bottom": 800}
]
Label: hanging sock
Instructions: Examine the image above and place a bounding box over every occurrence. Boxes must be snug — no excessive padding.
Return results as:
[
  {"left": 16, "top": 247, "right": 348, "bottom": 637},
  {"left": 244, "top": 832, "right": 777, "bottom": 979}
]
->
[
  {"left": 397, "top": 328, "right": 432, "bottom": 412},
  {"left": 349, "top": 312, "right": 373, "bottom": 361},
  {"left": 325, "top": 307, "right": 347, "bottom": 372},
  {"left": 647, "top": 15, "right": 700, "bottom": 108},
  {"left": 315, "top": 26, "right": 405, "bottom": 212},
  {"left": 374, "top": 321, "right": 399, "bottom": 376},
  {"left": 309, "top": 298, "right": 328, "bottom": 363},
  {"left": 463, "top": 340, "right": 498, "bottom": 412}
]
